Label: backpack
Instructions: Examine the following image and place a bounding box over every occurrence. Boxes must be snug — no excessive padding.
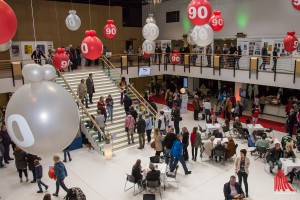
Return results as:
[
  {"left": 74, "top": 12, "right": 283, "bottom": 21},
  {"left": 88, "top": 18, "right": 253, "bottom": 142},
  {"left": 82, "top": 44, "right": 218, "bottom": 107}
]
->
[
  {"left": 64, "top": 187, "right": 86, "bottom": 200},
  {"left": 171, "top": 140, "right": 182, "bottom": 158}
]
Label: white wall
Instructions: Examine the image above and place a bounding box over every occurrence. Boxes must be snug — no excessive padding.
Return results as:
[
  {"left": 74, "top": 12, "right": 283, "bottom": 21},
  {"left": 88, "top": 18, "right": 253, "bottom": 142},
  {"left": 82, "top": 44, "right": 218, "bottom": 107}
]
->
[{"left": 143, "top": 0, "right": 300, "bottom": 39}]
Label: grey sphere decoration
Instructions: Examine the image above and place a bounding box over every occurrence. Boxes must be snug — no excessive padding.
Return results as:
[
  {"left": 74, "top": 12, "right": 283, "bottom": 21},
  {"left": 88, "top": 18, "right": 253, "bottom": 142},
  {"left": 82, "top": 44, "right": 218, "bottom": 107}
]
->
[
  {"left": 192, "top": 24, "right": 214, "bottom": 47},
  {"left": 5, "top": 81, "right": 80, "bottom": 156},
  {"left": 65, "top": 10, "right": 81, "bottom": 31},
  {"left": 142, "top": 23, "right": 159, "bottom": 41},
  {"left": 43, "top": 64, "right": 56, "bottom": 81},
  {"left": 142, "top": 40, "right": 156, "bottom": 54},
  {"left": 0, "top": 40, "right": 12, "bottom": 52},
  {"left": 27, "top": 64, "right": 44, "bottom": 82}
]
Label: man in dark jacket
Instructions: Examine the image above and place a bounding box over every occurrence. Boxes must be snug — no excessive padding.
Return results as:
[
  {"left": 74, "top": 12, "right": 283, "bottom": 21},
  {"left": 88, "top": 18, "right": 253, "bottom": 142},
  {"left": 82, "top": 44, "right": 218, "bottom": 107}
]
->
[
  {"left": 130, "top": 106, "right": 138, "bottom": 132},
  {"left": 267, "top": 142, "right": 283, "bottom": 173},
  {"left": 123, "top": 95, "right": 132, "bottom": 113},
  {"left": 31, "top": 47, "right": 46, "bottom": 65},
  {"left": 171, "top": 107, "right": 181, "bottom": 135},
  {"left": 259, "top": 45, "right": 268, "bottom": 70},
  {"left": 86, "top": 73, "right": 94, "bottom": 104},
  {"left": 163, "top": 128, "right": 177, "bottom": 165},
  {"left": 136, "top": 114, "right": 146, "bottom": 149},
  {"left": 27, "top": 153, "right": 39, "bottom": 183},
  {"left": 286, "top": 109, "right": 297, "bottom": 137},
  {"left": 166, "top": 44, "right": 171, "bottom": 63},
  {"left": 224, "top": 175, "right": 244, "bottom": 200},
  {"left": 0, "top": 125, "right": 13, "bottom": 164}
]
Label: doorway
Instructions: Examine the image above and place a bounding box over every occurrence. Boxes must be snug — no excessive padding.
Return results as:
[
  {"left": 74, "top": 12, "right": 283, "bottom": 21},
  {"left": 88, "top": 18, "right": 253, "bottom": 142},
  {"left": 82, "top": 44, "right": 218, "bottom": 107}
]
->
[{"left": 125, "top": 40, "right": 133, "bottom": 52}]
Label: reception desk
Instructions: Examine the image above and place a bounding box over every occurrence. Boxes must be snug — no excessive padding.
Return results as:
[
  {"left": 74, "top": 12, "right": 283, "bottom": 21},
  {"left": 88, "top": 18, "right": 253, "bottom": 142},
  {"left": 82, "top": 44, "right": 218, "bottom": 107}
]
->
[{"left": 263, "top": 104, "right": 286, "bottom": 118}]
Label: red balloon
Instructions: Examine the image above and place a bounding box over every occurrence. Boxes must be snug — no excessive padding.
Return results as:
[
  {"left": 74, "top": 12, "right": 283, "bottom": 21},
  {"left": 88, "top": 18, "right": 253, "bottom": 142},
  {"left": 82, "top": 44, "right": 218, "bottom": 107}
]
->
[
  {"left": 170, "top": 50, "right": 181, "bottom": 65},
  {"left": 143, "top": 52, "right": 151, "bottom": 58},
  {"left": 292, "top": 0, "right": 300, "bottom": 10},
  {"left": 209, "top": 10, "right": 224, "bottom": 32},
  {"left": 187, "top": 0, "right": 212, "bottom": 26},
  {"left": 52, "top": 48, "right": 70, "bottom": 70},
  {"left": 81, "top": 30, "right": 103, "bottom": 60},
  {"left": 283, "top": 31, "right": 299, "bottom": 52},
  {"left": 0, "top": 1, "right": 18, "bottom": 44},
  {"left": 103, "top": 20, "right": 117, "bottom": 39}
]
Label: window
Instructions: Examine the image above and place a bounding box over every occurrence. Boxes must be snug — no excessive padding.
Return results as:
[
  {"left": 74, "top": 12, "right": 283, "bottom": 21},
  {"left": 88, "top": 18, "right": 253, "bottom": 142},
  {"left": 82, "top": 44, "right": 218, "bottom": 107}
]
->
[{"left": 166, "top": 11, "right": 180, "bottom": 23}]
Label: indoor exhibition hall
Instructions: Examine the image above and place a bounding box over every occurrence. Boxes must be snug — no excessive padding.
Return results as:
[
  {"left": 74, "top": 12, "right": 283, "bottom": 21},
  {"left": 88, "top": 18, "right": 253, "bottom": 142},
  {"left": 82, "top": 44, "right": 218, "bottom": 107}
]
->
[{"left": 1, "top": 0, "right": 300, "bottom": 200}]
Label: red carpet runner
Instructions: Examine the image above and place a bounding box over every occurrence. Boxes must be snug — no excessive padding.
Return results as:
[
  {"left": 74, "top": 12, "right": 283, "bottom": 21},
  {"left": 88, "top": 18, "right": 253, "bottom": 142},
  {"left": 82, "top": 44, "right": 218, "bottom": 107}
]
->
[{"left": 152, "top": 96, "right": 286, "bottom": 133}]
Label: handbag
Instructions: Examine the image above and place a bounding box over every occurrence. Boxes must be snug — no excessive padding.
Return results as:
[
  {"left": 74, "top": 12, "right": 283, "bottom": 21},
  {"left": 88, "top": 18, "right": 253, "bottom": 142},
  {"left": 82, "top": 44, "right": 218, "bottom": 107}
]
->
[{"left": 150, "top": 141, "right": 156, "bottom": 149}]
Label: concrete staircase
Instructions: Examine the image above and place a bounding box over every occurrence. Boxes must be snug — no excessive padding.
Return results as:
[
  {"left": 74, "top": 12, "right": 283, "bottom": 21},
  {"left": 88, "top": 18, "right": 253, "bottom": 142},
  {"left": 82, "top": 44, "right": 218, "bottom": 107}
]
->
[{"left": 56, "top": 70, "right": 140, "bottom": 152}]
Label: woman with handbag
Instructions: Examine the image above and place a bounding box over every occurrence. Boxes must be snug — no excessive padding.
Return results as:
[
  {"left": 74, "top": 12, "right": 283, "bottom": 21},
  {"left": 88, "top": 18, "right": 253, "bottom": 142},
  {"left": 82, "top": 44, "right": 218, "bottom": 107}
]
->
[
  {"left": 235, "top": 149, "right": 250, "bottom": 198},
  {"left": 152, "top": 128, "right": 163, "bottom": 156}
]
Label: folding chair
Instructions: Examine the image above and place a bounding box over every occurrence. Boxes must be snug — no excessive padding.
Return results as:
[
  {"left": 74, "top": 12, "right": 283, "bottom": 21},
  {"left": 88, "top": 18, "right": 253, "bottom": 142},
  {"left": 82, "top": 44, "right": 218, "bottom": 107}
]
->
[
  {"left": 166, "top": 165, "right": 179, "bottom": 189},
  {"left": 254, "top": 146, "right": 268, "bottom": 161},
  {"left": 124, "top": 173, "right": 144, "bottom": 196},
  {"left": 146, "top": 180, "right": 162, "bottom": 200}
]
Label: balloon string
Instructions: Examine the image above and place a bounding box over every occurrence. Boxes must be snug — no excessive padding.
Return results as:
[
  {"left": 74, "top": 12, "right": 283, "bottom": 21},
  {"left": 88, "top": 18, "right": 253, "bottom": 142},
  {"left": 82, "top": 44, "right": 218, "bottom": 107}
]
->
[
  {"left": 71, "top": 0, "right": 74, "bottom": 10},
  {"left": 216, "top": 0, "right": 218, "bottom": 10},
  {"left": 30, "top": 0, "right": 37, "bottom": 48},
  {"left": 89, "top": 0, "right": 92, "bottom": 29},
  {"left": 54, "top": 1, "right": 61, "bottom": 47},
  {"left": 109, "top": 0, "right": 111, "bottom": 19}
]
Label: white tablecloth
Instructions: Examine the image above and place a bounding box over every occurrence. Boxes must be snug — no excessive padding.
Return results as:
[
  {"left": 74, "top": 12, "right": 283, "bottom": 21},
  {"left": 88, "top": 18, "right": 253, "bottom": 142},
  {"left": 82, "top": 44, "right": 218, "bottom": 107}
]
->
[
  {"left": 206, "top": 123, "right": 222, "bottom": 133},
  {"left": 246, "top": 124, "right": 264, "bottom": 134},
  {"left": 280, "top": 158, "right": 300, "bottom": 175},
  {"left": 213, "top": 138, "right": 228, "bottom": 147}
]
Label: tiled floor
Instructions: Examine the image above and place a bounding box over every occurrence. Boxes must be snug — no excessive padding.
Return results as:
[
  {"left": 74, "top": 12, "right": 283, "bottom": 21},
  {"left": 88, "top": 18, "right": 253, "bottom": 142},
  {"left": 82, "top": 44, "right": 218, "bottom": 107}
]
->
[{"left": 0, "top": 102, "right": 299, "bottom": 200}]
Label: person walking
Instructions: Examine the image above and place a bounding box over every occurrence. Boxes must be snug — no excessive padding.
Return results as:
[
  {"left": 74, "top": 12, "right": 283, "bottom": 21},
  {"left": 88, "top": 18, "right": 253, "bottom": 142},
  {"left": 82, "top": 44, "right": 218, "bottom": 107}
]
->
[
  {"left": 35, "top": 159, "right": 49, "bottom": 193},
  {"left": 145, "top": 115, "right": 153, "bottom": 143},
  {"left": 14, "top": 146, "right": 28, "bottom": 183},
  {"left": 272, "top": 47, "right": 278, "bottom": 71},
  {"left": 95, "top": 109, "right": 105, "bottom": 142},
  {"left": 193, "top": 95, "right": 200, "bottom": 121},
  {"left": 235, "top": 46, "right": 242, "bottom": 69},
  {"left": 206, "top": 45, "right": 212, "bottom": 67},
  {"left": 190, "top": 127, "right": 202, "bottom": 161},
  {"left": 259, "top": 45, "right": 267, "bottom": 70},
  {"left": 169, "top": 134, "right": 192, "bottom": 175},
  {"left": 105, "top": 94, "right": 114, "bottom": 122},
  {"left": 27, "top": 153, "right": 39, "bottom": 183},
  {"left": 119, "top": 77, "right": 127, "bottom": 105},
  {"left": 86, "top": 73, "right": 94, "bottom": 104},
  {"left": 136, "top": 114, "right": 146, "bottom": 149},
  {"left": 235, "top": 149, "right": 250, "bottom": 197},
  {"left": 31, "top": 47, "right": 46, "bottom": 65},
  {"left": 181, "top": 127, "right": 190, "bottom": 161},
  {"left": 166, "top": 44, "right": 171, "bottom": 63},
  {"left": 77, "top": 79, "right": 89, "bottom": 108},
  {"left": 125, "top": 112, "right": 135, "bottom": 144},
  {"left": 153, "top": 128, "right": 163, "bottom": 156},
  {"left": 0, "top": 125, "right": 14, "bottom": 164},
  {"left": 171, "top": 107, "right": 181, "bottom": 135},
  {"left": 123, "top": 95, "right": 132, "bottom": 113},
  {"left": 63, "top": 146, "right": 72, "bottom": 162},
  {"left": 203, "top": 98, "right": 212, "bottom": 123},
  {"left": 163, "top": 128, "right": 177, "bottom": 165},
  {"left": 52, "top": 155, "right": 69, "bottom": 197},
  {"left": 158, "top": 111, "right": 166, "bottom": 134}
]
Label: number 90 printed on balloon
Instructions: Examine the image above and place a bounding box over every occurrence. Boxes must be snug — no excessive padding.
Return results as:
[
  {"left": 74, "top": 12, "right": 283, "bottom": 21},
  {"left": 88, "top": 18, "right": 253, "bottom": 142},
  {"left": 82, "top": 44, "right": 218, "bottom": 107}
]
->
[
  {"left": 143, "top": 27, "right": 157, "bottom": 36},
  {"left": 212, "top": 18, "right": 223, "bottom": 26},
  {"left": 293, "top": 0, "right": 300, "bottom": 6},
  {"left": 60, "top": 60, "right": 70, "bottom": 69},
  {"left": 106, "top": 28, "right": 116, "bottom": 35},
  {"left": 171, "top": 56, "right": 180, "bottom": 62},
  {"left": 81, "top": 43, "right": 88, "bottom": 54},
  {"left": 294, "top": 40, "right": 299, "bottom": 48},
  {"left": 68, "top": 18, "right": 76, "bottom": 26},
  {"left": 192, "top": 28, "right": 208, "bottom": 41},
  {"left": 188, "top": 6, "right": 208, "bottom": 20}
]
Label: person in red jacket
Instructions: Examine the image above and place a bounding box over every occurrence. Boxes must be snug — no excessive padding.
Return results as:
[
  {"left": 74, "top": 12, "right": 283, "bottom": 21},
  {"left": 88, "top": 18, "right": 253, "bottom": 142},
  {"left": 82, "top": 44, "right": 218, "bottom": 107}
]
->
[{"left": 252, "top": 106, "right": 259, "bottom": 124}]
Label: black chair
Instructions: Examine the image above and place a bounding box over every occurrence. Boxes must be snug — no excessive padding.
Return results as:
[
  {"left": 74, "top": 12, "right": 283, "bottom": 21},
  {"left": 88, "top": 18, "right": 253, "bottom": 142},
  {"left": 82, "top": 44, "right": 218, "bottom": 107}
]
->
[
  {"left": 146, "top": 180, "right": 162, "bottom": 200},
  {"left": 254, "top": 146, "right": 268, "bottom": 161},
  {"left": 124, "top": 173, "right": 144, "bottom": 196},
  {"left": 213, "top": 149, "right": 225, "bottom": 163},
  {"left": 150, "top": 156, "right": 160, "bottom": 163}
]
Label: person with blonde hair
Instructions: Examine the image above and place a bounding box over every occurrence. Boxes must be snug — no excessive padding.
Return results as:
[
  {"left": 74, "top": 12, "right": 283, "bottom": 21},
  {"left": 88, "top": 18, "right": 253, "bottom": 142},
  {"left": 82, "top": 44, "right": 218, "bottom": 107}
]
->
[
  {"left": 153, "top": 128, "right": 163, "bottom": 156},
  {"left": 203, "top": 136, "right": 215, "bottom": 158},
  {"left": 52, "top": 155, "right": 69, "bottom": 197}
]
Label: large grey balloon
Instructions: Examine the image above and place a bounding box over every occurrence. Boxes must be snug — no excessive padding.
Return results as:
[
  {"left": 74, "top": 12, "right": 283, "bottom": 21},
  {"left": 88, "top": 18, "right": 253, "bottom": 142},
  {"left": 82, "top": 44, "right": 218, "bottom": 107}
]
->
[
  {"left": 27, "top": 64, "right": 44, "bottom": 82},
  {"left": 65, "top": 10, "right": 81, "bottom": 31},
  {"left": 192, "top": 24, "right": 214, "bottom": 47},
  {"left": 142, "top": 23, "right": 159, "bottom": 41},
  {"left": 43, "top": 64, "right": 56, "bottom": 81},
  {"left": 5, "top": 81, "right": 80, "bottom": 156},
  {"left": 0, "top": 40, "right": 12, "bottom": 52},
  {"left": 142, "top": 40, "right": 155, "bottom": 54}
]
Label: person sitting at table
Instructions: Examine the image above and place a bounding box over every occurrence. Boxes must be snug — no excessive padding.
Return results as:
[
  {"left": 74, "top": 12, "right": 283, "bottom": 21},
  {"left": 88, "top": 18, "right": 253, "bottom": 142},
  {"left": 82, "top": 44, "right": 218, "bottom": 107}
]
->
[
  {"left": 248, "top": 131, "right": 257, "bottom": 147},
  {"left": 131, "top": 159, "right": 143, "bottom": 186},
  {"left": 223, "top": 175, "right": 245, "bottom": 200},
  {"left": 233, "top": 117, "right": 249, "bottom": 139},
  {"left": 203, "top": 136, "right": 215, "bottom": 159},
  {"left": 146, "top": 163, "right": 161, "bottom": 185},
  {"left": 283, "top": 145, "right": 296, "bottom": 159},
  {"left": 222, "top": 118, "right": 230, "bottom": 133},
  {"left": 267, "top": 142, "right": 283, "bottom": 174},
  {"left": 225, "top": 136, "right": 236, "bottom": 160},
  {"left": 255, "top": 133, "right": 270, "bottom": 157},
  {"left": 214, "top": 140, "right": 226, "bottom": 162}
]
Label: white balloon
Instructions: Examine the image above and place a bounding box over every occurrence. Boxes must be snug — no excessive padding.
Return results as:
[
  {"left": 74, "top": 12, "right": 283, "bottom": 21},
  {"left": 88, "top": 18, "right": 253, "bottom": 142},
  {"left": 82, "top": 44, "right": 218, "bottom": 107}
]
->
[
  {"left": 146, "top": 14, "right": 156, "bottom": 24},
  {"left": 192, "top": 24, "right": 214, "bottom": 47},
  {"left": 43, "top": 64, "right": 56, "bottom": 81},
  {"left": 142, "top": 40, "right": 156, "bottom": 54},
  {"left": 142, "top": 23, "right": 159, "bottom": 41},
  {"left": 5, "top": 81, "right": 80, "bottom": 156},
  {"left": 26, "top": 64, "right": 44, "bottom": 82},
  {"left": 65, "top": 10, "right": 81, "bottom": 31},
  {"left": 0, "top": 40, "right": 12, "bottom": 52},
  {"left": 187, "top": 33, "right": 196, "bottom": 45}
]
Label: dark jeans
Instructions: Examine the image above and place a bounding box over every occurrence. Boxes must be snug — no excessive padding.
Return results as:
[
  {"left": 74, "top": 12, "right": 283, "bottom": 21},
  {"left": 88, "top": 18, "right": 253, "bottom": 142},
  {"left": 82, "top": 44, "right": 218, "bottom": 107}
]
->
[
  {"left": 88, "top": 93, "right": 93, "bottom": 103},
  {"left": 164, "top": 149, "right": 171, "bottom": 165},
  {"left": 155, "top": 151, "right": 162, "bottom": 156},
  {"left": 194, "top": 109, "right": 199, "bottom": 120},
  {"left": 170, "top": 155, "right": 189, "bottom": 173},
  {"left": 31, "top": 169, "right": 36, "bottom": 181},
  {"left": 55, "top": 179, "right": 69, "bottom": 194},
  {"left": 81, "top": 99, "right": 88, "bottom": 107},
  {"left": 205, "top": 109, "right": 211, "bottom": 123},
  {"left": 37, "top": 179, "right": 48, "bottom": 191},
  {"left": 237, "top": 171, "right": 248, "bottom": 194},
  {"left": 146, "top": 130, "right": 152, "bottom": 143},
  {"left": 260, "top": 57, "right": 266, "bottom": 69},
  {"left": 18, "top": 169, "right": 28, "bottom": 178},
  {"left": 183, "top": 144, "right": 189, "bottom": 161},
  {"left": 0, "top": 156, "right": 4, "bottom": 167},
  {"left": 174, "top": 120, "right": 180, "bottom": 135},
  {"left": 235, "top": 57, "right": 240, "bottom": 68},
  {"left": 63, "top": 149, "right": 71, "bottom": 161},
  {"left": 192, "top": 146, "right": 198, "bottom": 159},
  {"left": 3, "top": 144, "right": 10, "bottom": 162},
  {"left": 120, "top": 90, "right": 126, "bottom": 105},
  {"left": 269, "top": 160, "right": 282, "bottom": 170},
  {"left": 273, "top": 59, "right": 277, "bottom": 69}
]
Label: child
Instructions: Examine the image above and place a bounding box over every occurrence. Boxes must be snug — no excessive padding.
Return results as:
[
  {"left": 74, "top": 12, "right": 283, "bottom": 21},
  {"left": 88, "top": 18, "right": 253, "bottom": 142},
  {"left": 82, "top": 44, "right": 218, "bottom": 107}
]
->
[
  {"left": 35, "top": 159, "right": 49, "bottom": 193},
  {"left": 252, "top": 106, "right": 259, "bottom": 124}
]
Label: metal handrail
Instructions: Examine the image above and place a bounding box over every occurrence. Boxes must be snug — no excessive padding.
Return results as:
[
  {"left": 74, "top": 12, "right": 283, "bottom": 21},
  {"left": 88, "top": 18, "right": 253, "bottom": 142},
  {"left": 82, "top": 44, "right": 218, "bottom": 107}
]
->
[
  {"left": 101, "top": 56, "right": 159, "bottom": 119},
  {"left": 55, "top": 69, "right": 109, "bottom": 146}
]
